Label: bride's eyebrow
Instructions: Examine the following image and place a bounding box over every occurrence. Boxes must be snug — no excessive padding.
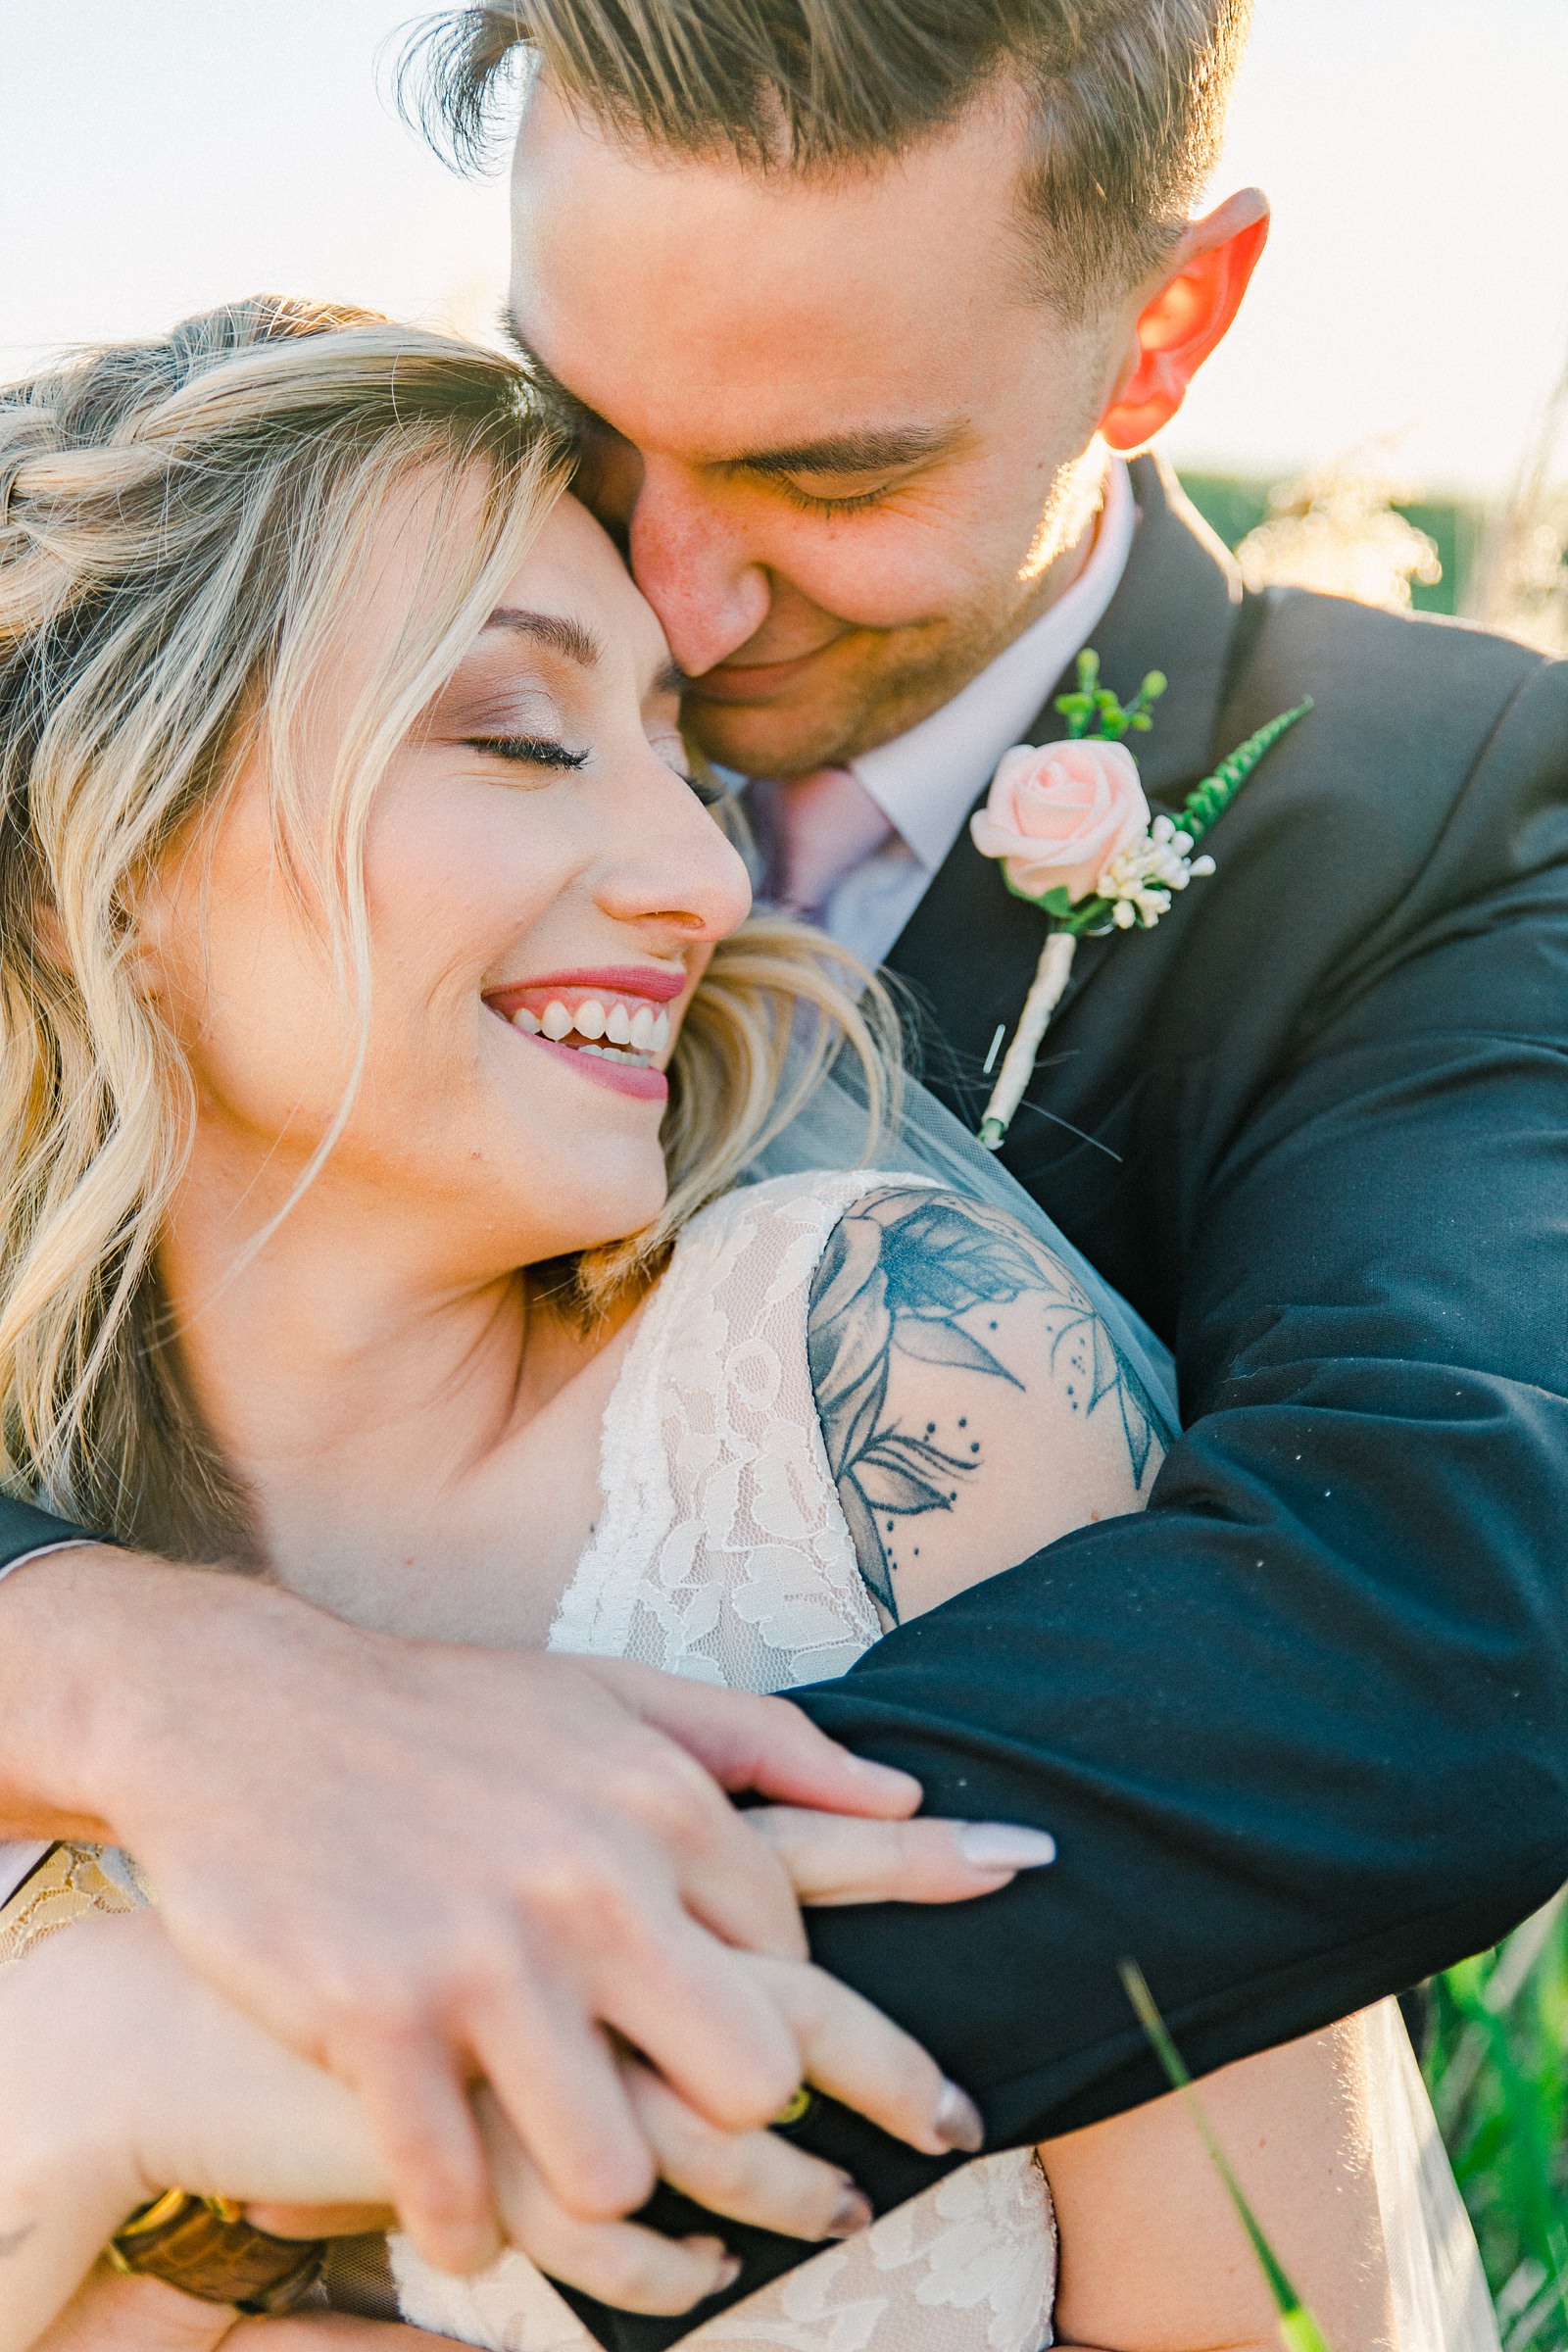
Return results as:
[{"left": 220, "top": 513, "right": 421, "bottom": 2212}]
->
[{"left": 482, "top": 608, "right": 603, "bottom": 668}]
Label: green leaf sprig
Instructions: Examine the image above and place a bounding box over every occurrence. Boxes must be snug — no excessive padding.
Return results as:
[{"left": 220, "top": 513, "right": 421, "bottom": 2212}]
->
[{"left": 1054, "top": 647, "right": 1169, "bottom": 743}]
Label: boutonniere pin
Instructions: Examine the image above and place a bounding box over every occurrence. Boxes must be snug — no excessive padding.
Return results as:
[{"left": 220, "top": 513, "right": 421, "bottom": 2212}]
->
[{"left": 971, "top": 650, "right": 1311, "bottom": 1151}]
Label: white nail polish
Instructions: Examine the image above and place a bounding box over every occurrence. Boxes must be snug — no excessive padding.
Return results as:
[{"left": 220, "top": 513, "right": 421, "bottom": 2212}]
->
[
  {"left": 956, "top": 1823, "right": 1056, "bottom": 1871},
  {"left": 933, "top": 2081, "right": 985, "bottom": 2153}
]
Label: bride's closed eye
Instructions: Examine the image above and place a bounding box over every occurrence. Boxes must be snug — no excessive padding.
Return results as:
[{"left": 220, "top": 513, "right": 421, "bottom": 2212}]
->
[
  {"left": 466, "top": 729, "right": 723, "bottom": 811},
  {"left": 465, "top": 734, "right": 590, "bottom": 772}
]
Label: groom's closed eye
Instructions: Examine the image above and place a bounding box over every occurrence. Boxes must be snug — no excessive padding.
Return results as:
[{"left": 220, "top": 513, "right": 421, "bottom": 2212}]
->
[
  {"left": 499, "top": 317, "right": 960, "bottom": 518},
  {"left": 732, "top": 425, "right": 962, "bottom": 514}
]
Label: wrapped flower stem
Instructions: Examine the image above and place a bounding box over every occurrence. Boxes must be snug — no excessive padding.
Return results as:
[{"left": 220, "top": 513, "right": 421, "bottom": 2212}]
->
[{"left": 978, "top": 931, "right": 1077, "bottom": 1150}]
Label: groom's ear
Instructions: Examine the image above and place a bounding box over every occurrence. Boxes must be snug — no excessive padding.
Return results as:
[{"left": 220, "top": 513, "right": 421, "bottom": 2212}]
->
[{"left": 1097, "top": 189, "right": 1270, "bottom": 453}]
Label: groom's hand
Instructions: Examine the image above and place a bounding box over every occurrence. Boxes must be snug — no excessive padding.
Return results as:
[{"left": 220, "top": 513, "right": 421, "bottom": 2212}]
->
[{"left": 0, "top": 1548, "right": 988, "bottom": 2280}]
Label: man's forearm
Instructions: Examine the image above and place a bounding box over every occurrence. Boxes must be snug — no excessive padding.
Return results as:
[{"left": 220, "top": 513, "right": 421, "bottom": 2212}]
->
[
  {"left": 0, "top": 1544, "right": 343, "bottom": 1846},
  {"left": 796, "top": 1427, "right": 1568, "bottom": 2139}
]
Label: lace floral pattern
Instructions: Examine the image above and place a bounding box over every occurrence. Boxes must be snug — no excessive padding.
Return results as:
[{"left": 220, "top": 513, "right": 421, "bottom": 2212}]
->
[
  {"left": 550, "top": 1173, "right": 896, "bottom": 1688},
  {"left": 391, "top": 1173, "right": 1057, "bottom": 2352}
]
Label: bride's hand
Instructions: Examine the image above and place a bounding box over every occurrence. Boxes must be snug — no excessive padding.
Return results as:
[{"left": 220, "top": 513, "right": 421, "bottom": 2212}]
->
[
  {"left": 0, "top": 1911, "right": 760, "bottom": 2334},
  {"left": 1, "top": 1908, "right": 913, "bottom": 2337}
]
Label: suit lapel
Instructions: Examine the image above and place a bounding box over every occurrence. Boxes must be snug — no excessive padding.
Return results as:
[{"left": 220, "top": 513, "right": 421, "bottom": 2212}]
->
[{"left": 884, "top": 455, "right": 1245, "bottom": 1130}]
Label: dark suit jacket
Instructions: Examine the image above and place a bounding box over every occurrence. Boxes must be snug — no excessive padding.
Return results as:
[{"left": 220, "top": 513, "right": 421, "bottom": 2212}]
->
[
  {"left": 540, "top": 456, "right": 1568, "bottom": 2345},
  {"left": 3, "top": 457, "right": 1565, "bottom": 2345}
]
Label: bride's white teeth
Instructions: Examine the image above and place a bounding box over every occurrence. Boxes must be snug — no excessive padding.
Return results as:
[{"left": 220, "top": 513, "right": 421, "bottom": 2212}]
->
[
  {"left": 512, "top": 1005, "right": 542, "bottom": 1035},
  {"left": 574, "top": 999, "right": 607, "bottom": 1040},
  {"left": 652, "top": 1010, "right": 671, "bottom": 1054},
  {"left": 541, "top": 1000, "right": 572, "bottom": 1042},
  {"left": 605, "top": 1004, "right": 633, "bottom": 1046},
  {"left": 629, "top": 1005, "right": 656, "bottom": 1053},
  {"left": 576, "top": 1042, "right": 652, "bottom": 1066}
]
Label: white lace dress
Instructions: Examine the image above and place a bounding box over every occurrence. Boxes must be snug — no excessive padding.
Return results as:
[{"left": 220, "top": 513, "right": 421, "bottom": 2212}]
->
[
  {"left": 392, "top": 1169, "right": 1061, "bottom": 2352},
  {"left": 0, "top": 1164, "right": 1500, "bottom": 2351},
  {"left": 387, "top": 1165, "right": 1496, "bottom": 2352}
]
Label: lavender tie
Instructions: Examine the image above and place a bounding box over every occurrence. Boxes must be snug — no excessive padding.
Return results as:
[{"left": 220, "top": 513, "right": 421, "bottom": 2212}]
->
[{"left": 755, "top": 765, "right": 896, "bottom": 925}]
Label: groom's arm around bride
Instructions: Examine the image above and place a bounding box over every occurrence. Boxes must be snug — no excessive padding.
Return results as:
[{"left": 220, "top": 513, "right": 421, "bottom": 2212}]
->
[{"left": 1, "top": 0, "right": 1567, "bottom": 2326}]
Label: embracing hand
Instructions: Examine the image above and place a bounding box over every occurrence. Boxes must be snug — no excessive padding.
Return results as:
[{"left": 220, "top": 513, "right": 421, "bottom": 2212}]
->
[{"left": 0, "top": 1549, "right": 1048, "bottom": 2301}]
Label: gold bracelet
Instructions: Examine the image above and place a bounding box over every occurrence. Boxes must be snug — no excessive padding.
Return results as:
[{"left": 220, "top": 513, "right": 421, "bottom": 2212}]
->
[
  {"left": 107, "top": 2190, "right": 327, "bottom": 2315},
  {"left": 0, "top": 1853, "right": 323, "bottom": 2313}
]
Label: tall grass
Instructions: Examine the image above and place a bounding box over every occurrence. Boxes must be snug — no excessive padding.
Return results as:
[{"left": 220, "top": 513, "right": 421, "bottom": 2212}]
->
[
  {"left": 1179, "top": 458, "right": 1567, "bottom": 2345},
  {"left": 1427, "top": 1894, "right": 1568, "bottom": 2352}
]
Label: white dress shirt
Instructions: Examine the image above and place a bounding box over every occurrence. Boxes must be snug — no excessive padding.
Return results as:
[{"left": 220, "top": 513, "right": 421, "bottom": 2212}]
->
[
  {"left": 0, "top": 1840, "right": 49, "bottom": 1907},
  {"left": 796, "top": 458, "right": 1136, "bottom": 968}
]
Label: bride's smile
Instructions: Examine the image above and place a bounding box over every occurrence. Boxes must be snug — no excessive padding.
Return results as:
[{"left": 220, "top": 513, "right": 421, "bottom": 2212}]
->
[
  {"left": 141, "top": 489, "right": 751, "bottom": 1295},
  {"left": 122, "top": 485, "right": 752, "bottom": 1634}
]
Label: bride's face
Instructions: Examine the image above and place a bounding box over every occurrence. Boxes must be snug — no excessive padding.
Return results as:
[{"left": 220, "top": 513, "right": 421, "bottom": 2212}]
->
[{"left": 142, "top": 487, "right": 753, "bottom": 1272}]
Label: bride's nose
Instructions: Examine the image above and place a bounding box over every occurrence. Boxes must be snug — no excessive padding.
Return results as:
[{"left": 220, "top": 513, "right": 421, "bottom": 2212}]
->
[{"left": 595, "top": 766, "right": 753, "bottom": 944}]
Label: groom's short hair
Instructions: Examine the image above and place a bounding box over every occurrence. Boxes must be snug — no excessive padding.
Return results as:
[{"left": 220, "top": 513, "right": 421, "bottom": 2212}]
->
[{"left": 408, "top": 0, "right": 1251, "bottom": 315}]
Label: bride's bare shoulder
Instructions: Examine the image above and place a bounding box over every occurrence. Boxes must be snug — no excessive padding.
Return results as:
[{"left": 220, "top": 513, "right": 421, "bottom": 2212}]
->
[{"left": 805, "top": 1183, "right": 1166, "bottom": 1625}]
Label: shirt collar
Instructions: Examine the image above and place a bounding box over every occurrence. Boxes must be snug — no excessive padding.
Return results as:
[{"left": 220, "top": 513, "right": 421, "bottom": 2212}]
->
[{"left": 848, "top": 458, "right": 1137, "bottom": 874}]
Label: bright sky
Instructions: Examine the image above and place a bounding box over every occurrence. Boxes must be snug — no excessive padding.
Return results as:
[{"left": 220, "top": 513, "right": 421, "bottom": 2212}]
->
[{"left": 3, "top": 0, "right": 1565, "bottom": 497}]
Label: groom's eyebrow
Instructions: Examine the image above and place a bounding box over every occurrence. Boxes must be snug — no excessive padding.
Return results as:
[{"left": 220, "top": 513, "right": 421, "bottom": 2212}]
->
[
  {"left": 731, "top": 425, "right": 956, "bottom": 477},
  {"left": 502, "top": 315, "right": 958, "bottom": 480}
]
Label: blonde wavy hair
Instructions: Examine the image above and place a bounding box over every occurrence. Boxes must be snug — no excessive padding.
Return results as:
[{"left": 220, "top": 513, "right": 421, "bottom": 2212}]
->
[{"left": 0, "top": 296, "right": 898, "bottom": 1561}]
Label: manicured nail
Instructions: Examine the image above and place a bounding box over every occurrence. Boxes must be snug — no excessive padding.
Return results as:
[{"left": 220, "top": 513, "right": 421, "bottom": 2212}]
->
[
  {"left": 825, "top": 2184, "right": 874, "bottom": 2239},
  {"left": 956, "top": 1823, "right": 1057, "bottom": 1871},
  {"left": 933, "top": 2081, "right": 985, "bottom": 2153},
  {"left": 847, "top": 1753, "right": 922, "bottom": 1795}
]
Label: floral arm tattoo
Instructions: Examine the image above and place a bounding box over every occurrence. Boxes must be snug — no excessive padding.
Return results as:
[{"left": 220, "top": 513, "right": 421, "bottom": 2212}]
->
[{"left": 806, "top": 1188, "right": 1163, "bottom": 1618}]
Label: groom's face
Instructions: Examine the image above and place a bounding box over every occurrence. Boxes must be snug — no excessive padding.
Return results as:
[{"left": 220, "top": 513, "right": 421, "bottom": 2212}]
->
[{"left": 509, "top": 81, "right": 1135, "bottom": 778}]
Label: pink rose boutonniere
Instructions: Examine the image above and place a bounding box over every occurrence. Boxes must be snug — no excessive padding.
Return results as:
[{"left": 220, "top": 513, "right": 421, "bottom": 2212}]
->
[
  {"left": 970, "top": 650, "right": 1311, "bottom": 1151},
  {"left": 970, "top": 735, "right": 1152, "bottom": 904}
]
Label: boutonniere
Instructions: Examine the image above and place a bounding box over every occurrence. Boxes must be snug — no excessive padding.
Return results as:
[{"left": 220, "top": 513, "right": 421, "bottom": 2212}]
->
[{"left": 970, "top": 650, "right": 1311, "bottom": 1151}]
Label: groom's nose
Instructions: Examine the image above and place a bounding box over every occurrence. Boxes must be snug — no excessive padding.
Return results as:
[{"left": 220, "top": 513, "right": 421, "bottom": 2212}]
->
[{"left": 625, "top": 458, "right": 772, "bottom": 677}]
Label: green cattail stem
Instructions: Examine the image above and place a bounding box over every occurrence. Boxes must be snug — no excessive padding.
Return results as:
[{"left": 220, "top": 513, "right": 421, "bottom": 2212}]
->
[{"left": 1119, "top": 1962, "right": 1335, "bottom": 2352}]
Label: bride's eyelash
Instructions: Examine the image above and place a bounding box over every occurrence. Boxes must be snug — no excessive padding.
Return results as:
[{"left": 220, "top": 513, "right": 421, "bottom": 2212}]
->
[
  {"left": 466, "top": 734, "right": 724, "bottom": 808},
  {"left": 466, "top": 736, "right": 590, "bottom": 771}
]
